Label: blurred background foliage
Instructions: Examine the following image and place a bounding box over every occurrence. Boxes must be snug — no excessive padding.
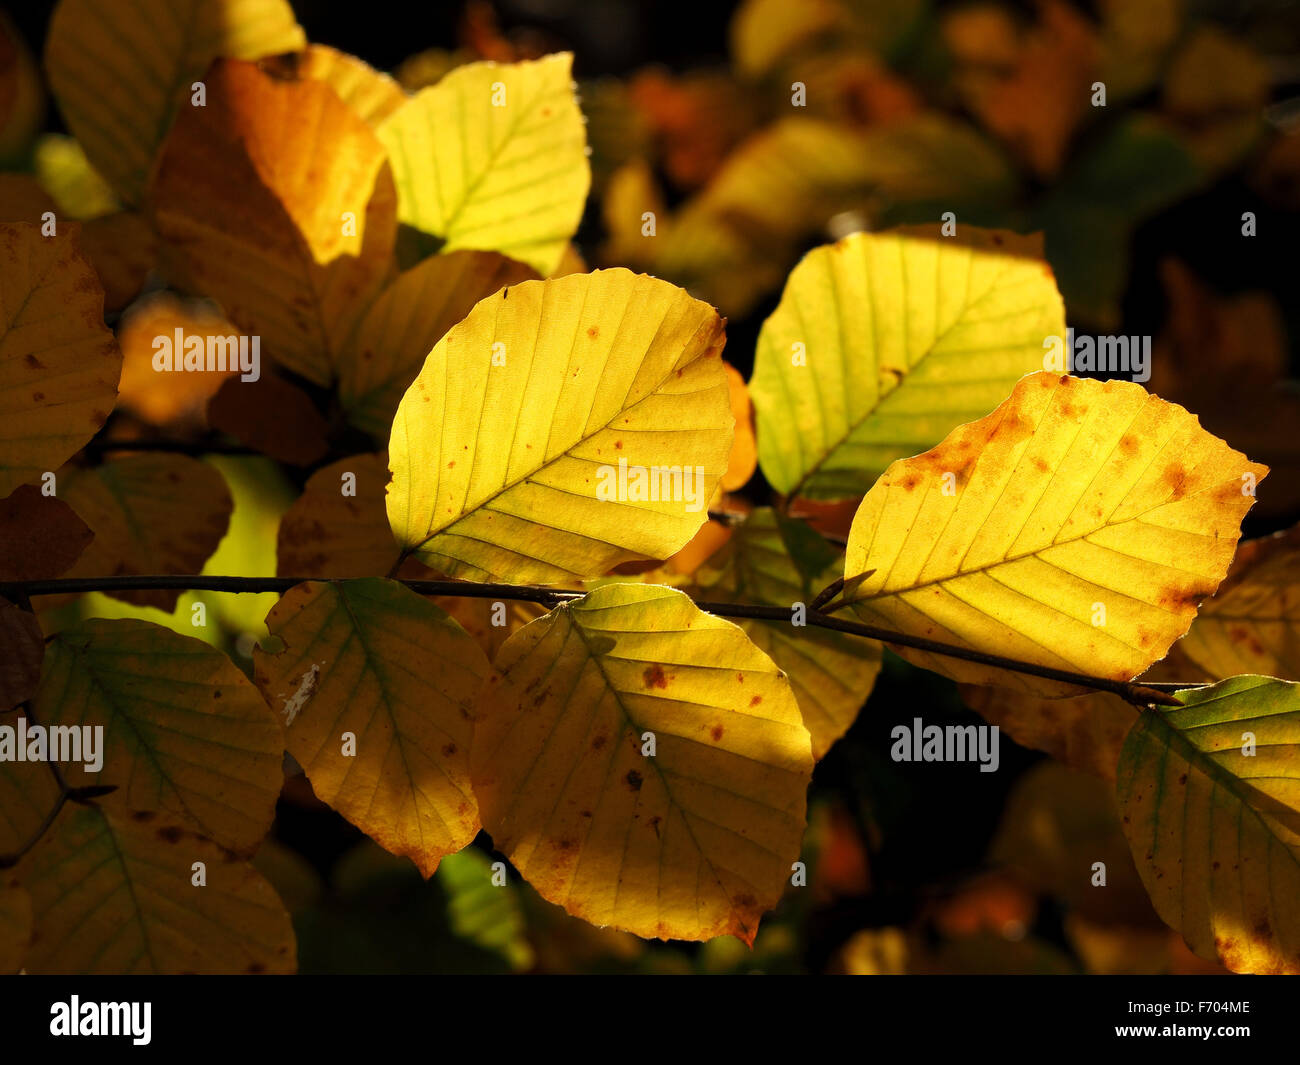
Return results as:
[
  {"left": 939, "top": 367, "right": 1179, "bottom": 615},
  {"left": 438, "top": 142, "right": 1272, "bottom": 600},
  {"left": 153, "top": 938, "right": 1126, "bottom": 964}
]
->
[{"left": 3, "top": 0, "right": 1297, "bottom": 972}]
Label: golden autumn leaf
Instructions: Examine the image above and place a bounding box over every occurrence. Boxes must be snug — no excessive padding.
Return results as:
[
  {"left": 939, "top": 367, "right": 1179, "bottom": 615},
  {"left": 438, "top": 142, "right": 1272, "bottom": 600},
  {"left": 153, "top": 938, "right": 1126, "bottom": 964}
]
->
[
  {"left": 842, "top": 373, "right": 1267, "bottom": 692},
  {"left": 44, "top": 0, "right": 305, "bottom": 205},
  {"left": 259, "top": 43, "right": 406, "bottom": 128},
  {"left": 751, "top": 227, "right": 1064, "bottom": 501},
  {"left": 115, "top": 294, "right": 241, "bottom": 425},
  {"left": 37, "top": 619, "right": 284, "bottom": 853},
  {"left": 472, "top": 583, "right": 813, "bottom": 944},
  {"left": 18, "top": 804, "right": 295, "bottom": 974},
  {"left": 378, "top": 53, "right": 590, "bottom": 275},
  {"left": 253, "top": 579, "right": 487, "bottom": 877},
  {"left": 720, "top": 362, "right": 757, "bottom": 492},
  {"left": 0, "top": 222, "right": 121, "bottom": 498},
  {"left": 1117, "top": 676, "right": 1300, "bottom": 974},
  {"left": 339, "top": 249, "right": 538, "bottom": 436},
  {"left": 54, "top": 455, "right": 232, "bottom": 611},
  {"left": 1177, "top": 524, "right": 1300, "bottom": 682},
  {"left": 149, "top": 57, "right": 397, "bottom": 387},
  {"left": 386, "top": 269, "right": 734, "bottom": 584},
  {"left": 691, "top": 508, "right": 881, "bottom": 758}
]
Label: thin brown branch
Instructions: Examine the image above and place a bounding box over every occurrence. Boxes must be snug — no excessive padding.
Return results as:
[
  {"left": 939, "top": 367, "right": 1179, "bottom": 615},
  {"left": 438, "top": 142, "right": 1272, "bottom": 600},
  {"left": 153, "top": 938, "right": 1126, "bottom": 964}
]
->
[{"left": 2, "top": 574, "right": 1194, "bottom": 706}]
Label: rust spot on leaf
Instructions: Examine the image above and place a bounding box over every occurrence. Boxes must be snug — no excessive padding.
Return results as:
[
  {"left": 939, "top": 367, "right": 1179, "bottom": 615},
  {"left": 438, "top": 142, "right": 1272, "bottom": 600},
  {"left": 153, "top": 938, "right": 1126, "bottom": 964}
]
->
[
  {"left": 710, "top": 725, "right": 724, "bottom": 741},
  {"left": 625, "top": 769, "right": 643, "bottom": 791},
  {"left": 643, "top": 664, "right": 668, "bottom": 689}
]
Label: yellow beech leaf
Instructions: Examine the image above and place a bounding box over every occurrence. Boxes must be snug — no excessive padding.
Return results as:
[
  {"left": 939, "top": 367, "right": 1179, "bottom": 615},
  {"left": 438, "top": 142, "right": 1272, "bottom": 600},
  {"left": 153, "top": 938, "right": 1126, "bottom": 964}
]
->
[
  {"left": 1117, "top": 676, "right": 1300, "bottom": 974},
  {"left": 472, "top": 583, "right": 813, "bottom": 944},
  {"left": 19, "top": 804, "right": 295, "bottom": 974},
  {"left": 253, "top": 579, "right": 487, "bottom": 877},
  {"left": 340, "top": 250, "right": 538, "bottom": 436},
  {"left": 751, "top": 227, "right": 1065, "bottom": 501},
  {"left": 386, "top": 269, "right": 734, "bottom": 584},
  {"left": 1177, "top": 524, "right": 1300, "bottom": 682},
  {"left": 842, "top": 373, "right": 1267, "bottom": 693},
  {"left": 44, "top": 0, "right": 305, "bottom": 205},
  {"left": 691, "top": 508, "right": 881, "bottom": 758},
  {"left": 720, "top": 362, "right": 757, "bottom": 492},
  {"left": 259, "top": 44, "right": 406, "bottom": 127},
  {"left": 959, "top": 684, "right": 1135, "bottom": 782},
  {"left": 36, "top": 619, "right": 284, "bottom": 853},
  {"left": 0, "top": 877, "right": 29, "bottom": 974},
  {"left": 378, "top": 53, "right": 590, "bottom": 275},
  {"left": 55, "top": 455, "right": 232, "bottom": 612},
  {"left": 0, "top": 222, "right": 121, "bottom": 499},
  {"left": 149, "top": 58, "right": 397, "bottom": 387}
]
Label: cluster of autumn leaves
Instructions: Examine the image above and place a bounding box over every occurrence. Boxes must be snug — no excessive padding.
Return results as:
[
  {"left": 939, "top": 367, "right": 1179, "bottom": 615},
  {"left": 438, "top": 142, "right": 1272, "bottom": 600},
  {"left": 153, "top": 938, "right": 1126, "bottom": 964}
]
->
[{"left": 0, "top": 0, "right": 1298, "bottom": 976}]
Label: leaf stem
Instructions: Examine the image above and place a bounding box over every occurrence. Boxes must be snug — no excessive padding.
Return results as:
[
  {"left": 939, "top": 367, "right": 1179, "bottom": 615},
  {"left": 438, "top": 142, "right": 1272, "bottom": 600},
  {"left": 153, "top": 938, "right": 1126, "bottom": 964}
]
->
[{"left": 4, "top": 574, "right": 1192, "bottom": 706}]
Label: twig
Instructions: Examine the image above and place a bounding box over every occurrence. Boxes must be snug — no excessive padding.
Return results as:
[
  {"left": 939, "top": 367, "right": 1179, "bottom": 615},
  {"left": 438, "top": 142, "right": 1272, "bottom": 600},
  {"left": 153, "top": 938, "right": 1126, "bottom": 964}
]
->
[{"left": 4, "top": 574, "right": 1189, "bottom": 706}]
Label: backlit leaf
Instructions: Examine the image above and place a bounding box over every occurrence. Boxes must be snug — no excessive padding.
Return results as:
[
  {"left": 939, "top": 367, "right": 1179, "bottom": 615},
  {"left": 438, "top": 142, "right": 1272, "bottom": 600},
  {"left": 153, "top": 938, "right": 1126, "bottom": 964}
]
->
[
  {"left": 472, "top": 583, "right": 813, "bottom": 943},
  {"left": 842, "top": 373, "right": 1267, "bottom": 692},
  {"left": 0, "top": 600, "right": 43, "bottom": 711},
  {"left": 253, "top": 579, "right": 487, "bottom": 877},
  {"left": 691, "top": 508, "right": 881, "bottom": 758},
  {"left": 1117, "top": 676, "right": 1300, "bottom": 974},
  {"left": 1177, "top": 524, "right": 1300, "bottom": 682},
  {"left": 149, "top": 57, "right": 397, "bottom": 387},
  {"left": 0, "top": 222, "right": 121, "bottom": 498},
  {"left": 37, "top": 619, "right": 283, "bottom": 852},
  {"left": 751, "top": 227, "right": 1065, "bottom": 500},
  {"left": 19, "top": 804, "right": 295, "bottom": 974},
  {"left": 378, "top": 54, "right": 590, "bottom": 276},
  {"left": 259, "top": 44, "right": 406, "bottom": 128},
  {"left": 56, "top": 455, "right": 232, "bottom": 612},
  {"left": 340, "top": 249, "right": 537, "bottom": 436},
  {"left": 386, "top": 269, "right": 734, "bottom": 584},
  {"left": 44, "top": 0, "right": 305, "bottom": 205}
]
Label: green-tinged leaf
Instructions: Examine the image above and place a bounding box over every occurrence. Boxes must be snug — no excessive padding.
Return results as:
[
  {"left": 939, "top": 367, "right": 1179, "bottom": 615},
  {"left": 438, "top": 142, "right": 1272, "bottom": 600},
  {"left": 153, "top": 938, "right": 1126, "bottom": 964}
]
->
[
  {"left": 0, "top": 223, "right": 121, "bottom": 499},
  {"left": 19, "top": 804, "right": 295, "bottom": 973},
  {"left": 842, "top": 373, "right": 1266, "bottom": 692},
  {"left": 1117, "top": 676, "right": 1300, "bottom": 974},
  {"left": 44, "top": 0, "right": 305, "bottom": 205},
  {"left": 751, "top": 226, "right": 1064, "bottom": 500},
  {"left": 386, "top": 269, "right": 734, "bottom": 584},
  {"left": 56, "top": 455, "right": 232, "bottom": 612},
  {"left": 37, "top": 619, "right": 283, "bottom": 853},
  {"left": 340, "top": 250, "right": 538, "bottom": 435},
  {"left": 378, "top": 53, "right": 590, "bottom": 275},
  {"left": 437, "top": 848, "right": 534, "bottom": 970},
  {"left": 692, "top": 509, "right": 881, "bottom": 758},
  {"left": 472, "top": 583, "right": 813, "bottom": 944},
  {"left": 253, "top": 579, "right": 487, "bottom": 877}
]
